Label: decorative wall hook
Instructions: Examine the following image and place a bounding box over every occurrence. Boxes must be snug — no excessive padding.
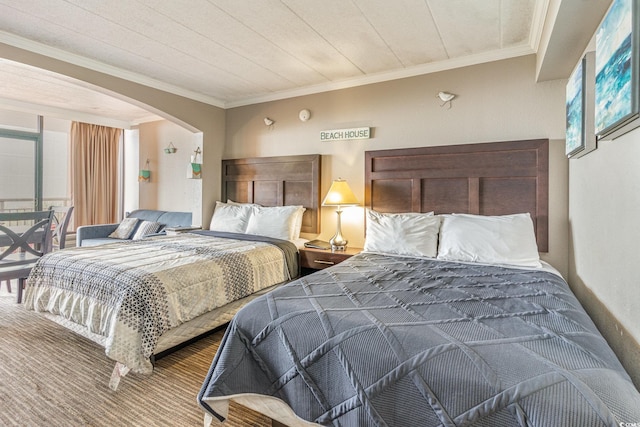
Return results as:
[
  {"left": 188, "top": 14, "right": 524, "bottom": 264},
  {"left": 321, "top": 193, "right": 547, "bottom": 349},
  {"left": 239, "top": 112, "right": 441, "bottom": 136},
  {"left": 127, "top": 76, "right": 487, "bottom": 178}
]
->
[
  {"left": 164, "top": 142, "right": 177, "bottom": 154},
  {"left": 437, "top": 91, "right": 456, "bottom": 109},
  {"left": 191, "top": 147, "right": 202, "bottom": 163}
]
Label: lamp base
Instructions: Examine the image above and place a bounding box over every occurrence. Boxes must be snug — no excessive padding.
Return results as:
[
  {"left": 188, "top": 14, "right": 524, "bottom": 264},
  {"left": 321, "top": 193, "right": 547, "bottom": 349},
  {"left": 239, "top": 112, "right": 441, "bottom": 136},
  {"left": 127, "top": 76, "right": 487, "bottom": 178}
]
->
[
  {"left": 331, "top": 242, "right": 347, "bottom": 252},
  {"left": 329, "top": 236, "right": 348, "bottom": 252},
  {"left": 329, "top": 209, "right": 348, "bottom": 251}
]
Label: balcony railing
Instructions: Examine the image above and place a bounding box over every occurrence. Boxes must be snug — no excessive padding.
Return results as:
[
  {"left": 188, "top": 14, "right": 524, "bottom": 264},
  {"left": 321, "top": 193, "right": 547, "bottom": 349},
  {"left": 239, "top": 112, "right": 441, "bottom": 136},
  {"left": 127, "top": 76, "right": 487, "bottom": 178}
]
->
[{"left": 0, "top": 198, "right": 72, "bottom": 226}]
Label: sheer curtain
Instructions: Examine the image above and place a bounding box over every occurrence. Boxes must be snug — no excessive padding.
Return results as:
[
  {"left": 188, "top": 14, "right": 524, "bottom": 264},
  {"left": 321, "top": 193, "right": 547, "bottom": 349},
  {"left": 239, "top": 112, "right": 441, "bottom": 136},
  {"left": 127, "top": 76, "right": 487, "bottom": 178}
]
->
[{"left": 70, "top": 122, "right": 122, "bottom": 228}]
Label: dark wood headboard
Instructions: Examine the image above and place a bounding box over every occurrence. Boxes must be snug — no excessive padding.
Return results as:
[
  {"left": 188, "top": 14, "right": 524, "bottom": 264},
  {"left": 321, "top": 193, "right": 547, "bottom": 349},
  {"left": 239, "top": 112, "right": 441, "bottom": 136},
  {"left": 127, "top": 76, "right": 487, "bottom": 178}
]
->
[
  {"left": 365, "top": 139, "right": 549, "bottom": 252},
  {"left": 222, "top": 154, "right": 321, "bottom": 234}
]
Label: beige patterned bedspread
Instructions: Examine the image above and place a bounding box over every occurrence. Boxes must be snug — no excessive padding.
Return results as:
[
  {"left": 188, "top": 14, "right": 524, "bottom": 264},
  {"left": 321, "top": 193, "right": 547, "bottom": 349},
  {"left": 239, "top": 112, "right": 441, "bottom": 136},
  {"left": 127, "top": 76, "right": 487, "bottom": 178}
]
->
[{"left": 24, "top": 233, "right": 295, "bottom": 374}]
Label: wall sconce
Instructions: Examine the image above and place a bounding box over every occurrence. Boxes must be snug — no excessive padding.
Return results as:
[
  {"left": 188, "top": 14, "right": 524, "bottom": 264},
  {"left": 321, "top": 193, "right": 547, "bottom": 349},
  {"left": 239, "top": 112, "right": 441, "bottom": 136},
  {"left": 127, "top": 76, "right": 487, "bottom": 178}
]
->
[
  {"left": 138, "top": 159, "right": 151, "bottom": 183},
  {"left": 437, "top": 91, "right": 456, "bottom": 109},
  {"left": 164, "top": 142, "right": 177, "bottom": 154},
  {"left": 187, "top": 147, "right": 202, "bottom": 179},
  {"left": 263, "top": 117, "right": 274, "bottom": 126},
  {"left": 321, "top": 178, "right": 359, "bottom": 251}
]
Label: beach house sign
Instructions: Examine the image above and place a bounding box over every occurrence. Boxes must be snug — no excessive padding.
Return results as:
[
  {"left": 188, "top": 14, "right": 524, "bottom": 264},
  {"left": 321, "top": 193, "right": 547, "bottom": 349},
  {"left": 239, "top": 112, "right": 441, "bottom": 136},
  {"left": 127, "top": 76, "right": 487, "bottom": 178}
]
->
[{"left": 320, "top": 127, "right": 370, "bottom": 141}]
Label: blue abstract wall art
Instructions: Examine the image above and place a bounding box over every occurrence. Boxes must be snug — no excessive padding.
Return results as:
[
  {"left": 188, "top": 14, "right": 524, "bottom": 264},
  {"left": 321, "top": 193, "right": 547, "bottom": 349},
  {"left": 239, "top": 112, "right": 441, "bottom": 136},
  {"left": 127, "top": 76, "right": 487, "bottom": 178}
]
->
[
  {"left": 566, "top": 59, "right": 584, "bottom": 156},
  {"left": 595, "top": 0, "right": 635, "bottom": 137}
]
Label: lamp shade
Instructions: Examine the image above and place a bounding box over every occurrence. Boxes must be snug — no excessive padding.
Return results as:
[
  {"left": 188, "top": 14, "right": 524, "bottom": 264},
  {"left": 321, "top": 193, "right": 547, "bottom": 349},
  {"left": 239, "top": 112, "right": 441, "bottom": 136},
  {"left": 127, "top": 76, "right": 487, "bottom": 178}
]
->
[{"left": 322, "top": 179, "right": 359, "bottom": 206}]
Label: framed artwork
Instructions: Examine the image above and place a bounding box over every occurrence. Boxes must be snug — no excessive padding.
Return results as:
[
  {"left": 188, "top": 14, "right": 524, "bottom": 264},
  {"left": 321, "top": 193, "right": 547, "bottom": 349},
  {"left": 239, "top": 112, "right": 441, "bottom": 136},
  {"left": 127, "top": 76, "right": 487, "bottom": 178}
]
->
[
  {"left": 595, "top": 0, "right": 640, "bottom": 140},
  {"left": 566, "top": 58, "right": 585, "bottom": 156},
  {"left": 566, "top": 52, "right": 597, "bottom": 158}
]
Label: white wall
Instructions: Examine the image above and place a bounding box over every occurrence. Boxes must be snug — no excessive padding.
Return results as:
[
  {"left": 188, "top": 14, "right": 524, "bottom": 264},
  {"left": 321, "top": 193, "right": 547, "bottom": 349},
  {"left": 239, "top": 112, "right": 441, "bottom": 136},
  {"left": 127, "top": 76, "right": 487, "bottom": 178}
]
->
[
  {"left": 570, "top": 131, "right": 640, "bottom": 335},
  {"left": 569, "top": 129, "right": 640, "bottom": 382},
  {"left": 138, "top": 120, "right": 203, "bottom": 226},
  {"left": 564, "top": 19, "right": 640, "bottom": 385},
  {"left": 123, "top": 128, "right": 140, "bottom": 216},
  {"left": 226, "top": 55, "right": 570, "bottom": 277}
]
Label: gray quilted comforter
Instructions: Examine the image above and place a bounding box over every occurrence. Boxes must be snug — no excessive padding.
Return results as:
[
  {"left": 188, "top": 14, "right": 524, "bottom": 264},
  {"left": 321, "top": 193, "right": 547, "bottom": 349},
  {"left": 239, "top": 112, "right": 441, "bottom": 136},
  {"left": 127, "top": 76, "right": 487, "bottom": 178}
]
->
[{"left": 199, "top": 253, "right": 640, "bottom": 426}]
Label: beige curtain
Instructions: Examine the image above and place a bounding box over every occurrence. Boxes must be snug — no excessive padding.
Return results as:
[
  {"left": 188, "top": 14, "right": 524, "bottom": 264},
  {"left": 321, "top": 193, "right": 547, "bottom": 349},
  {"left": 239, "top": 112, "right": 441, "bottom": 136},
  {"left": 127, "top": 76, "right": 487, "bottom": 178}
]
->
[{"left": 70, "top": 122, "right": 122, "bottom": 228}]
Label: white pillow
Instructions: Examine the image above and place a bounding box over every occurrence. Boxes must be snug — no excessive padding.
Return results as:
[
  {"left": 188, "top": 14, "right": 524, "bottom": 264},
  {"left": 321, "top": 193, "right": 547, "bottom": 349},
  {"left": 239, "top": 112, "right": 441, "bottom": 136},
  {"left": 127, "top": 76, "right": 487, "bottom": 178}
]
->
[
  {"left": 245, "top": 205, "right": 301, "bottom": 240},
  {"left": 209, "top": 201, "right": 252, "bottom": 233},
  {"left": 132, "top": 221, "right": 162, "bottom": 240},
  {"left": 436, "top": 213, "right": 541, "bottom": 268},
  {"left": 364, "top": 210, "right": 440, "bottom": 258},
  {"left": 292, "top": 206, "right": 306, "bottom": 239},
  {"left": 229, "top": 200, "right": 305, "bottom": 240}
]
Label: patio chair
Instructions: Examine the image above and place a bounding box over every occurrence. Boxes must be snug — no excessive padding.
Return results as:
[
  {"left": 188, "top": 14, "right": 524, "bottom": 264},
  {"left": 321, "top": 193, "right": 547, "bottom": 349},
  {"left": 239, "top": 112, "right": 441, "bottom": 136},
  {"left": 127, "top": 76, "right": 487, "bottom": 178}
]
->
[
  {"left": 49, "top": 205, "right": 74, "bottom": 250},
  {"left": 0, "top": 210, "right": 54, "bottom": 303}
]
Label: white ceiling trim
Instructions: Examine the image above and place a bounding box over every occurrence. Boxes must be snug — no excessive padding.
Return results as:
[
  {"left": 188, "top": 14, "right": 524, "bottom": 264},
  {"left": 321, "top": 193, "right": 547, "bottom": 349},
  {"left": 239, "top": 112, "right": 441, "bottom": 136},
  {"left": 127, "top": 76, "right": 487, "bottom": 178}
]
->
[
  {"left": 0, "top": 96, "right": 135, "bottom": 129},
  {"left": 226, "top": 44, "right": 536, "bottom": 108},
  {"left": 529, "top": 0, "right": 550, "bottom": 53}
]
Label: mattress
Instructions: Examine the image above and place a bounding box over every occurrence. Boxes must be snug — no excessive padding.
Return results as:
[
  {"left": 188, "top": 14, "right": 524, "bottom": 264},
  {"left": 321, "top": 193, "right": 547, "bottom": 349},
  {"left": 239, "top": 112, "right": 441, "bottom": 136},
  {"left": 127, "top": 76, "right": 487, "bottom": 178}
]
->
[
  {"left": 24, "top": 231, "right": 298, "bottom": 375},
  {"left": 199, "top": 252, "right": 640, "bottom": 426}
]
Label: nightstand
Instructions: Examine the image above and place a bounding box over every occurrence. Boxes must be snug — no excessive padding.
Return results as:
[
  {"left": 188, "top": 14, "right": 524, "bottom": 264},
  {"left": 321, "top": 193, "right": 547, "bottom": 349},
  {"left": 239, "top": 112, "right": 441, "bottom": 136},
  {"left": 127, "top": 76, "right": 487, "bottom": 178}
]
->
[{"left": 299, "top": 246, "right": 362, "bottom": 273}]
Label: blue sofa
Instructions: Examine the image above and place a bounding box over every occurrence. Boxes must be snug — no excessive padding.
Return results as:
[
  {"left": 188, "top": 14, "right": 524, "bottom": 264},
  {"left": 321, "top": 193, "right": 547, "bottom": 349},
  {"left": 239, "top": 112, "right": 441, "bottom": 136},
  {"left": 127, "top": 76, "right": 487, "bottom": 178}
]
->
[{"left": 76, "top": 209, "right": 193, "bottom": 247}]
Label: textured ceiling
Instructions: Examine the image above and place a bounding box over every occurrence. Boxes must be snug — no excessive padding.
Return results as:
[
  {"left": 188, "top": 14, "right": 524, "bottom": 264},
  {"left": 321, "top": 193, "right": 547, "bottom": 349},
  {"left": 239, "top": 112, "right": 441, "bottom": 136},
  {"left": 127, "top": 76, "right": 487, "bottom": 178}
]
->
[
  {"left": 0, "top": 58, "right": 161, "bottom": 127},
  {"left": 0, "top": 0, "right": 551, "bottom": 125}
]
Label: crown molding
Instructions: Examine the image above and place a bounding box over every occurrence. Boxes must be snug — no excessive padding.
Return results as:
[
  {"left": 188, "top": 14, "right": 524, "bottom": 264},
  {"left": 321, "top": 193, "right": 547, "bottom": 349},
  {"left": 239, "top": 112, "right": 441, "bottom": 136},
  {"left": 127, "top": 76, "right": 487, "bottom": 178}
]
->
[
  {"left": 530, "top": 0, "right": 551, "bottom": 52},
  {"left": 225, "top": 45, "right": 535, "bottom": 108}
]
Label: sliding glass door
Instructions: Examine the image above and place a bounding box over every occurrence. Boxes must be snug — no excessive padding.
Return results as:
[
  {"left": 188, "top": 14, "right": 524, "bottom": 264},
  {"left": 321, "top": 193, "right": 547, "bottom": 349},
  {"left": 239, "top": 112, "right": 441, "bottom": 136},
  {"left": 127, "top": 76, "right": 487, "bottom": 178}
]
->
[{"left": 0, "top": 124, "right": 43, "bottom": 213}]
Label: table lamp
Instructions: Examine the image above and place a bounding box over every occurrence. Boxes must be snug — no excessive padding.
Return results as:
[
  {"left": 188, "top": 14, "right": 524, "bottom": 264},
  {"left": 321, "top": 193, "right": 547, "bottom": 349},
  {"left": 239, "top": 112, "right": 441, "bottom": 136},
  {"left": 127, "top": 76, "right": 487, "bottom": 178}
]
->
[{"left": 322, "top": 178, "right": 359, "bottom": 251}]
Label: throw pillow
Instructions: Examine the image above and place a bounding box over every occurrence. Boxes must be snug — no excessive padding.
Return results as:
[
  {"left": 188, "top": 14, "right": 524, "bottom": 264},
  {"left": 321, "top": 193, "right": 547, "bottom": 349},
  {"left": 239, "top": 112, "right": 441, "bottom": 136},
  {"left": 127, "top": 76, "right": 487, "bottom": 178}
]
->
[
  {"left": 108, "top": 217, "right": 139, "bottom": 239},
  {"left": 132, "top": 221, "right": 162, "bottom": 240}
]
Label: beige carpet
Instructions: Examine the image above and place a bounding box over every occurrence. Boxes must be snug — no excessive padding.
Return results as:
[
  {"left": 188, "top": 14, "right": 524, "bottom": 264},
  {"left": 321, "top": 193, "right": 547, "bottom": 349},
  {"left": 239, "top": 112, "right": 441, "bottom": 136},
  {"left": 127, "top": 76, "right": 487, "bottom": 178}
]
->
[{"left": 0, "top": 285, "right": 271, "bottom": 427}]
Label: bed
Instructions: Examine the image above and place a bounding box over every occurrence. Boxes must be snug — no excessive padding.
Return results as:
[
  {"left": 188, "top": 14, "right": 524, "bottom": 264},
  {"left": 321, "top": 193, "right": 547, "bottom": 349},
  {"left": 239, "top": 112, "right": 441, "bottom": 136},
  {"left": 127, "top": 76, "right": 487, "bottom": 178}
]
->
[
  {"left": 23, "top": 154, "right": 321, "bottom": 390},
  {"left": 198, "top": 140, "right": 640, "bottom": 426}
]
